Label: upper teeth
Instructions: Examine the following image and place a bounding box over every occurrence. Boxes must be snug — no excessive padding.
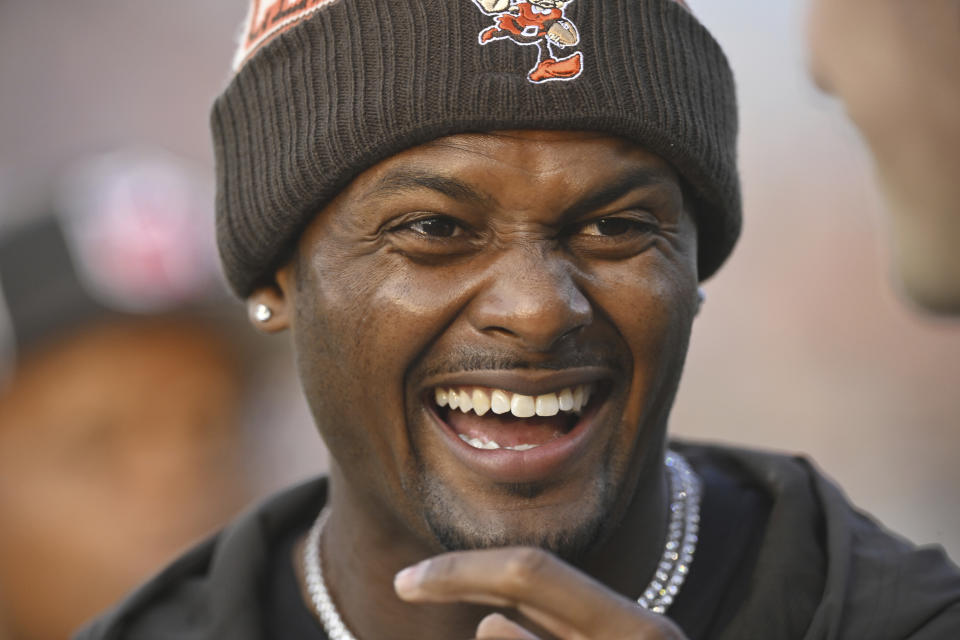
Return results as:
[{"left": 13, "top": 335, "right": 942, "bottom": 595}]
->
[{"left": 435, "top": 384, "right": 592, "bottom": 418}]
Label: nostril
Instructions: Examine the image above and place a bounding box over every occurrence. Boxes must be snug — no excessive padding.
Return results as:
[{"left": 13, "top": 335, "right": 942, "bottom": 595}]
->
[
  {"left": 484, "top": 325, "right": 516, "bottom": 339},
  {"left": 557, "top": 324, "right": 585, "bottom": 343},
  {"left": 480, "top": 319, "right": 585, "bottom": 352}
]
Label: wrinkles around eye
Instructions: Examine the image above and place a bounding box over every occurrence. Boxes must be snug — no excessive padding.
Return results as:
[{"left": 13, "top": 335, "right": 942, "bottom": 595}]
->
[
  {"left": 385, "top": 214, "right": 481, "bottom": 260},
  {"left": 386, "top": 212, "right": 665, "bottom": 261}
]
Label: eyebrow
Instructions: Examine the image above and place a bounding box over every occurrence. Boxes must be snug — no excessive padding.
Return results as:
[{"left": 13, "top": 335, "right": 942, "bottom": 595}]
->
[
  {"left": 559, "top": 167, "right": 677, "bottom": 221},
  {"left": 362, "top": 165, "right": 675, "bottom": 218},
  {"left": 364, "top": 169, "right": 495, "bottom": 209}
]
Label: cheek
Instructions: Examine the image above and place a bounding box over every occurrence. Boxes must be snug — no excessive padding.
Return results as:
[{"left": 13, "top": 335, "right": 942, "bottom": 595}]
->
[
  {"left": 589, "top": 259, "right": 696, "bottom": 380},
  {"left": 299, "top": 257, "right": 464, "bottom": 374},
  {"left": 292, "top": 256, "right": 466, "bottom": 458}
]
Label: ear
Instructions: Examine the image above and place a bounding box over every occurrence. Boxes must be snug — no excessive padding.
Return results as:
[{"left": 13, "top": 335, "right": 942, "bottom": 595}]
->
[{"left": 246, "top": 276, "right": 292, "bottom": 333}]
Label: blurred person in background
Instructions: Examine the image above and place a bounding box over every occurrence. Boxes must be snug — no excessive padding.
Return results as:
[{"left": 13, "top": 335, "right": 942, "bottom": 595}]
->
[
  {"left": 0, "top": 152, "right": 259, "bottom": 640},
  {"left": 807, "top": 0, "right": 960, "bottom": 314}
]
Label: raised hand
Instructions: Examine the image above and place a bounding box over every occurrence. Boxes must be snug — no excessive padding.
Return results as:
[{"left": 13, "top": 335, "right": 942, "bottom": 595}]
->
[{"left": 395, "top": 547, "right": 689, "bottom": 640}]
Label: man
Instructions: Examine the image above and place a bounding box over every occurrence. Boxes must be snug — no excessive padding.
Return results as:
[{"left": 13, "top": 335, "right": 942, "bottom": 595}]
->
[
  {"left": 77, "top": 1, "right": 960, "bottom": 638},
  {"left": 807, "top": 0, "right": 960, "bottom": 314}
]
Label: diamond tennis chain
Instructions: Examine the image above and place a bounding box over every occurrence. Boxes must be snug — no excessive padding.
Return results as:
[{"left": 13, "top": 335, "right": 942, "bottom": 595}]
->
[{"left": 303, "top": 451, "right": 701, "bottom": 640}]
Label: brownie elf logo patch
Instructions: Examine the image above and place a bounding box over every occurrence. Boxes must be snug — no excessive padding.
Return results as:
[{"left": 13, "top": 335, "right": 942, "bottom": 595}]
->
[
  {"left": 471, "top": 0, "right": 583, "bottom": 84},
  {"left": 233, "top": 0, "right": 340, "bottom": 71}
]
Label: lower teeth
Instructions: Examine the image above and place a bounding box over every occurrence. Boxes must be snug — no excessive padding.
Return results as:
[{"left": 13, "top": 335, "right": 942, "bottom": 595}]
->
[{"left": 458, "top": 434, "right": 540, "bottom": 451}]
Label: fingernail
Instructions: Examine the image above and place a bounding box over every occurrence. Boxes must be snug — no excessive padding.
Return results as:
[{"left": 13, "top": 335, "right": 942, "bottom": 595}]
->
[{"left": 394, "top": 560, "right": 428, "bottom": 595}]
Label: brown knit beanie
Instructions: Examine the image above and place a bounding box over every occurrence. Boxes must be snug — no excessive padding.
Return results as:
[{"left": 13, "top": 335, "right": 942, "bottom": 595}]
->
[{"left": 213, "top": 0, "right": 740, "bottom": 297}]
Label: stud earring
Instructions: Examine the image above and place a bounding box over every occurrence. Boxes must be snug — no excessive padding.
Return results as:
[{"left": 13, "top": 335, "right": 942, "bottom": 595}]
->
[
  {"left": 697, "top": 288, "right": 707, "bottom": 305},
  {"left": 254, "top": 303, "right": 273, "bottom": 323}
]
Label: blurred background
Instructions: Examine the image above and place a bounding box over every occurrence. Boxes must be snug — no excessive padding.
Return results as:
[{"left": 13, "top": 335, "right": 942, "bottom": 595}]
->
[{"left": 0, "top": 1, "right": 957, "bottom": 639}]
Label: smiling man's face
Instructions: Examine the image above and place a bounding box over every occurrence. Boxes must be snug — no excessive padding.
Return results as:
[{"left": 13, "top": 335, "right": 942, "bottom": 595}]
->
[{"left": 275, "top": 130, "right": 700, "bottom": 559}]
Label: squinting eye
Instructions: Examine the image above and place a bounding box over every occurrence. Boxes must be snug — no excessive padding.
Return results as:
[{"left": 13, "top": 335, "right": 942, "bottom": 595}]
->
[
  {"left": 580, "top": 217, "right": 653, "bottom": 236},
  {"left": 406, "top": 217, "right": 460, "bottom": 238}
]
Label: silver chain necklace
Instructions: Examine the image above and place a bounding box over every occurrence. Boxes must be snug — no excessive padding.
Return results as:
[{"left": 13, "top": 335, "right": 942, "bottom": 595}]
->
[{"left": 303, "top": 450, "right": 701, "bottom": 640}]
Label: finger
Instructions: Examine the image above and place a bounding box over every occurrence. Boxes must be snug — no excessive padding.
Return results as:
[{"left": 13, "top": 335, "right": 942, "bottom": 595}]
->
[
  {"left": 395, "top": 547, "right": 685, "bottom": 640},
  {"left": 475, "top": 613, "right": 540, "bottom": 640}
]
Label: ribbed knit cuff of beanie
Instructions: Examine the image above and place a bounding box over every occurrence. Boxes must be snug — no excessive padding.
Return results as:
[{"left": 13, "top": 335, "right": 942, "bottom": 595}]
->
[{"left": 212, "top": 0, "right": 740, "bottom": 298}]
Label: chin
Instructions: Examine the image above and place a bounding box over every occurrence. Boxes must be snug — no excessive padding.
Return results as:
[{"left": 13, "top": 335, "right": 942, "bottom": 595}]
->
[{"left": 415, "top": 466, "right": 618, "bottom": 561}]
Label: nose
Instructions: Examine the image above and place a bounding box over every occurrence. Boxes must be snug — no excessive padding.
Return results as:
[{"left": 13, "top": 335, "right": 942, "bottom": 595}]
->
[{"left": 467, "top": 246, "right": 592, "bottom": 352}]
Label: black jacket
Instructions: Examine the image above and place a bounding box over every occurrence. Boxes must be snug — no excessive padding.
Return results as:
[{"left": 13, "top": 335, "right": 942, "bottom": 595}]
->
[{"left": 75, "top": 445, "right": 960, "bottom": 639}]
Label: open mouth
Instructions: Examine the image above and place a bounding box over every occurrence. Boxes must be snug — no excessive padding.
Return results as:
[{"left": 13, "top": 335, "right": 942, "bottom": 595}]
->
[{"left": 431, "top": 383, "right": 605, "bottom": 452}]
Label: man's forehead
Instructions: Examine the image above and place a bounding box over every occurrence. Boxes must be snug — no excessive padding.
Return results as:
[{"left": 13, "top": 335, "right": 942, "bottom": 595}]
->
[
  {"left": 356, "top": 131, "right": 678, "bottom": 190},
  {"left": 424, "top": 129, "right": 640, "bottom": 149}
]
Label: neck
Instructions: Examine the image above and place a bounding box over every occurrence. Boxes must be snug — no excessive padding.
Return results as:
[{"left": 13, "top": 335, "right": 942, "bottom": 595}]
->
[{"left": 307, "top": 456, "right": 672, "bottom": 640}]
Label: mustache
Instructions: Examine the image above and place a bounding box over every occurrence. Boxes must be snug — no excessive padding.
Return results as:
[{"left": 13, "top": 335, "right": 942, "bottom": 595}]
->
[{"left": 418, "top": 346, "right": 622, "bottom": 379}]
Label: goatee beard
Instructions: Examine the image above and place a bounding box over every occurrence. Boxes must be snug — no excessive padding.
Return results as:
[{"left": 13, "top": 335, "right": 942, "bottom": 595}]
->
[{"left": 416, "top": 470, "right": 617, "bottom": 562}]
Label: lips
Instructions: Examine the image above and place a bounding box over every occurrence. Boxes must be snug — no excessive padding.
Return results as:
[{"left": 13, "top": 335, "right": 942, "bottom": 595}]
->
[{"left": 421, "top": 370, "right": 612, "bottom": 484}]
